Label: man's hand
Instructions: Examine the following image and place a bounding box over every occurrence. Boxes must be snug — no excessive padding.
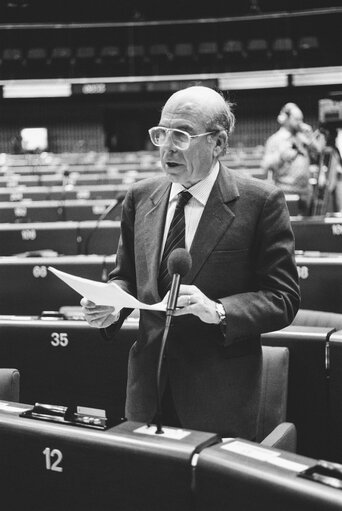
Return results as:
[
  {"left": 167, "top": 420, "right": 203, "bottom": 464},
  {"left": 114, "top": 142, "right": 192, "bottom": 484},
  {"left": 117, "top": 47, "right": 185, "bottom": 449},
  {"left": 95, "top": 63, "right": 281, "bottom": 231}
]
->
[
  {"left": 168, "top": 284, "right": 220, "bottom": 324},
  {"left": 80, "top": 298, "right": 120, "bottom": 328}
]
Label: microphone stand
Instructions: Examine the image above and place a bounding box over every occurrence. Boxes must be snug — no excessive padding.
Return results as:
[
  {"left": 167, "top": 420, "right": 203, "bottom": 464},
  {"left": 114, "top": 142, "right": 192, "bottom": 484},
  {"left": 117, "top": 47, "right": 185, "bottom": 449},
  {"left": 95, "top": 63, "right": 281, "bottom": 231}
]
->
[
  {"left": 154, "top": 273, "right": 180, "bottom": 434},
  {"left": 58, "top": 168, "right": 70, "bottom": 222},
  {"left": 82, "top": 195, "right": 124, "bottom": 255}
]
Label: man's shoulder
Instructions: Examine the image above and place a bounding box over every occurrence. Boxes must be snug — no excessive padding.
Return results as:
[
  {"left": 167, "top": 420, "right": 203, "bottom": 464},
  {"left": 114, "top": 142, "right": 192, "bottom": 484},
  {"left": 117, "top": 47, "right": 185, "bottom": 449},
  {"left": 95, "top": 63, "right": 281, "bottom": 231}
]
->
[
  {"left": 129, "top": 174, "right": 168, "bottom": 196},
  {"left": 221, "top": 165, "right": 280, "bottom": 198}
]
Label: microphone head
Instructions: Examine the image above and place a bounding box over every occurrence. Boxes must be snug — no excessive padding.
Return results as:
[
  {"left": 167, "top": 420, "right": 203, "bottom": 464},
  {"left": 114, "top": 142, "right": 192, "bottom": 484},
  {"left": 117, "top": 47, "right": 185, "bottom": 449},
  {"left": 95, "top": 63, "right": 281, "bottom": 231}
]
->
[
  {"left": 167, "top": 248, "right": 192, "bottom": 278},
  {"left": 116, "top": 192, "right": 126, "bottom": 203}
]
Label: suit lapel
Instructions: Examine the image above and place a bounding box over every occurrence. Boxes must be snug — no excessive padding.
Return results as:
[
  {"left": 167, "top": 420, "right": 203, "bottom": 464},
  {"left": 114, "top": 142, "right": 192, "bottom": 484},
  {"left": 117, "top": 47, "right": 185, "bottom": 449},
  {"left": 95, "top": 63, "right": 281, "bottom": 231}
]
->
[
  {"left": 142, "top": 165, "right": 240, "bottom": 294},
  {"left": 144, "top": 180, "right": 171, "bottom": 298},
  {"left": 185, "top": 165, "right": 240, "bottom": 284}
]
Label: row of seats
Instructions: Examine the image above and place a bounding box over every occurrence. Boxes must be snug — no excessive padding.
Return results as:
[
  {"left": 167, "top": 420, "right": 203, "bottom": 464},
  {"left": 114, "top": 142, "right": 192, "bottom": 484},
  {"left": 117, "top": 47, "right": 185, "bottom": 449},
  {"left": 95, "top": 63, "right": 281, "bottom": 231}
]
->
[
  {"left": 0, "top": 173, "right": 142, "bottom": 187},
  {"left": 1, "top": 148, "right": 263, "bottom": 170},
  {"left": 0, "top": 199, "right": 124, "bottom": 223},
  {"left": 0, "top": 184, "right": 125, "bottom": 202},
  {"left": 0, "top": 220, "right": 121, "bottom": 255},
  {"left": 1, "top": 314, "right": 342, "bottom": 461},
  {"left": 0, "top": 35, "right": 329, "bottom": 78},
  {"left": 2, "top": 183, "right": 304, "bottom": 226},
  {"left": 0, "top": 251, "right": 340, "bottom": 314},
  {"left": 1, "top": 384, "right": 341, "bottom": 511},
  {"left": 2, "top": 214, "right": 342, "bottom": 256},
  {"left": 0, "top": 158, "right": 262, "bottom": 177}
]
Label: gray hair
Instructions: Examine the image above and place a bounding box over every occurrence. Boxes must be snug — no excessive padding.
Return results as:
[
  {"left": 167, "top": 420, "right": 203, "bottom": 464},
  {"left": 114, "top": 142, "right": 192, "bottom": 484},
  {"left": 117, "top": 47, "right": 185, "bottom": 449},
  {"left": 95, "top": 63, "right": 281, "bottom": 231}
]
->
[{"left": 203, "top": 89, "right": 236, "bottom": 155}]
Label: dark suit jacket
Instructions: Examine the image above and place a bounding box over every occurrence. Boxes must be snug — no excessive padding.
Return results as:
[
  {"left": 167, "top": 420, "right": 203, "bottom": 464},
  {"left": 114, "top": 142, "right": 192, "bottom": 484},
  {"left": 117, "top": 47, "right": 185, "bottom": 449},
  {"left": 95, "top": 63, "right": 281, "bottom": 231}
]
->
[{"left": 105, "top": 164, "right": 300, "bottom": 439}]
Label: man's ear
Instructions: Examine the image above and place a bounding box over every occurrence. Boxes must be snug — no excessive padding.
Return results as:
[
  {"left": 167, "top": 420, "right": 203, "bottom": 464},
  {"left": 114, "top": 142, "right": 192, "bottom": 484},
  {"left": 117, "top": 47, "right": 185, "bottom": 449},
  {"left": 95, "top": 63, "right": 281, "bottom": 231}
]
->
[{"left": 213, "top": 131, "right": 227, "bottom": 156}]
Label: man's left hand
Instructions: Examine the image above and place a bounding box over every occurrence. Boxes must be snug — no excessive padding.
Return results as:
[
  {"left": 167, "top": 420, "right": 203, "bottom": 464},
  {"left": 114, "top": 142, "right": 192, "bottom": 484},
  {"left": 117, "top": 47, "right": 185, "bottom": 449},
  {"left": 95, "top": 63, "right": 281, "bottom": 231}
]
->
[{"left": 165, "top": 284, "right": 220, "bottom": 324}]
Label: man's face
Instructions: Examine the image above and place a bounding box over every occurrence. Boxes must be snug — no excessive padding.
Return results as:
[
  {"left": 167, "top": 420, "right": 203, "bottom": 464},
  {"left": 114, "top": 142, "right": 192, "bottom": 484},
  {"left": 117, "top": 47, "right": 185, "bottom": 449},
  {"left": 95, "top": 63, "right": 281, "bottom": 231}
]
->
[
  {"left": 158, "top": 92, "right": 217, "bottom": 188},
  {"left": 287, "top": 108, "right": 304, "bottom": 133}
]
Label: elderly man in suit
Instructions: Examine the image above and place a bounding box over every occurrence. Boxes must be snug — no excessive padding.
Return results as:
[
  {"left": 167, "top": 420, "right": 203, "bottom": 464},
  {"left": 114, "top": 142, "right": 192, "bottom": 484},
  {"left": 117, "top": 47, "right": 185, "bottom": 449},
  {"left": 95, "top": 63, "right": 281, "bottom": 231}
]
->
[{"left": 81, "top": 85, "right": 300, "bottom": 439}]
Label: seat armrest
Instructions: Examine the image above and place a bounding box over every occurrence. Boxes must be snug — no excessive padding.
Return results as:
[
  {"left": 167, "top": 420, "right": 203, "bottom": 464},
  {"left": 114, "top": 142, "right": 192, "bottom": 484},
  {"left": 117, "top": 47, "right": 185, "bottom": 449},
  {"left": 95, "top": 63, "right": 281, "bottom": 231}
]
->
[
  {"left": 260, "top": 422, "right": 297, "bottom": 452},
  {"left": 0, "top": 368, "right": 20, "bottom": 402}
]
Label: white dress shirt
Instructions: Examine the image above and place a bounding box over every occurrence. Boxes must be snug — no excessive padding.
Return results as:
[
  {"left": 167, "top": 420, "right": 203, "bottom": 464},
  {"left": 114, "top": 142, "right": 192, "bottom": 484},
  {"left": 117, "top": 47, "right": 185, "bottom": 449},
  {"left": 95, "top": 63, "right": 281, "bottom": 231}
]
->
[{"left": 161, "top": 161, "right": 220, "bottom": 256}]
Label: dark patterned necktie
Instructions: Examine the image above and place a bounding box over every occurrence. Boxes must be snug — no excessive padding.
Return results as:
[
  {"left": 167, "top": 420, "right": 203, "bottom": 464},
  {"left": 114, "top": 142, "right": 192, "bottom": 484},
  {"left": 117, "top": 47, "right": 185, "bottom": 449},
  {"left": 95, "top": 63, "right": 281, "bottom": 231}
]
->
[{"left": 158, "top": 190, "right": 192, "bottom": 298}]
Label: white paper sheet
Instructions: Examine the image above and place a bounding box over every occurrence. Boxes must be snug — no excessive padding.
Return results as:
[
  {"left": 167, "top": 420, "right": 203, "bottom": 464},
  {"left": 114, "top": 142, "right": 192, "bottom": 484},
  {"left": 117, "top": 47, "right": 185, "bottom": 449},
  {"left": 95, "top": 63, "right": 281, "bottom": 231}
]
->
[{"left": 48, "top": 266, "right": 166, "bottom": 312}]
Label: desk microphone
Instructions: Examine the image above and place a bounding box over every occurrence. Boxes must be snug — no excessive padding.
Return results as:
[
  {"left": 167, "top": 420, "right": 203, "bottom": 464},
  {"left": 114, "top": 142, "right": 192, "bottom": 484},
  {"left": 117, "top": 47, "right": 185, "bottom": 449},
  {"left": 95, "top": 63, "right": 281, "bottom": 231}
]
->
[
  {"left": 155, "top": 248, "right": 192, "bottom": 434},
  {"left": 83, "top": 192, "right": 126, "bottom": 255}
]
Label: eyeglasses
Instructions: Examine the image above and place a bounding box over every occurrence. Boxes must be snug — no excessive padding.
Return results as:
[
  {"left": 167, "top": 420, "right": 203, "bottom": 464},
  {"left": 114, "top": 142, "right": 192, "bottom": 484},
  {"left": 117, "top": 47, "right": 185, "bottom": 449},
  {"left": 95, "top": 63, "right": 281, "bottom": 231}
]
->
[{"left": 148, "top": 126, "right": 216, "bottom": 151}]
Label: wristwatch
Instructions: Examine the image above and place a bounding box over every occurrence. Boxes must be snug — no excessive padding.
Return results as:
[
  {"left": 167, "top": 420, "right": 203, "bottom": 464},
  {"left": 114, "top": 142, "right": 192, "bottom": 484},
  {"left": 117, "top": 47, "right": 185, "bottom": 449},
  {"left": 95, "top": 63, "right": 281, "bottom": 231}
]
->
[{"left": 215, "top": 302, "right": 227, "bottom": 327}]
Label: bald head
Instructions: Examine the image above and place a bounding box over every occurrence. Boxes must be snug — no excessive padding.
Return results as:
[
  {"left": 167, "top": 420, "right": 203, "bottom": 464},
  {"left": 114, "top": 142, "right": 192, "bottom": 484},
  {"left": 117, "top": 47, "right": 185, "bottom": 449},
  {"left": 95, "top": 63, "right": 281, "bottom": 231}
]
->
[
  {"left": 156, "top": 85, "right": 235, "bottom": 187},
  {"left": 163, "top": 86, "right": 235, "bottom": 142},
  {"left": 165, "top": 86, "right": 224, "bottom": 113}
]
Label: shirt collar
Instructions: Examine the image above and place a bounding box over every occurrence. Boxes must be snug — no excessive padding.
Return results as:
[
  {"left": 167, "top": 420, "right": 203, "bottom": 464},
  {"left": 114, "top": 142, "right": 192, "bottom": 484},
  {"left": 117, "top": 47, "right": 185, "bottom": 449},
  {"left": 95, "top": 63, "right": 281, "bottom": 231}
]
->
[{"left": 169, "top": 161, "right": 220, "bottom": 206}]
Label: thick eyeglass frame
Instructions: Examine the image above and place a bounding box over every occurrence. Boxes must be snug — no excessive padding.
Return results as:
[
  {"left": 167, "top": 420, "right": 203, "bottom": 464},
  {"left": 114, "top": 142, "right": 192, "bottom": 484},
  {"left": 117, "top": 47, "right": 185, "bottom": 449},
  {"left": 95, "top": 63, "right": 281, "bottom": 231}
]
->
[{"left": 148, "top": 126, "right": 216, "bottom": 151}]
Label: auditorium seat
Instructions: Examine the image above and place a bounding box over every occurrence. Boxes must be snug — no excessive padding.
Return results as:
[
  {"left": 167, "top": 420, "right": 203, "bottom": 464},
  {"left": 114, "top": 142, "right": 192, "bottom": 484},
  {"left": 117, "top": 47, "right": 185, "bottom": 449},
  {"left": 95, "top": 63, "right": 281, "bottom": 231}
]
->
[
  {"left": 25, "top": 47, "right": 48, "bottom": 77},
  {"left": 262, "top": 325, "right": 334, "bottom": 459},
  {"left": 148, "top": 43, "right": 173, "bottom": 75},
  {"left": 258, "top": 346, "right": 296, "bottom": 452},
  {"left": 0, "top": 254, "right": 116, "bottom": 315},
  {"left": 221, "top": 39, "right": 246, "bottom": 71},
  {"left": 195, "top": 438, "right": 342, "bottom": 511},
  {"left": 297, "top": 35, "right": 320, "bottom": 67},
  {"left": 285, "top": 193, "right": 300, "bottom": 215},
  {"left": 271, "top": 36, "right": 296, "bottom": 68},
  {"left": 98, "top": 44, "right": 124, "bottom": 75},
  {"left": 197, "top": 41, "right": 220, "bottom": 73},
  {"left": 292, "top": 309, "right": 342, "bottom": 330},
  {"left": 0, "top": 198, "right": 122, "bottom": 223},
  {"left": 0, "top": 403, "right": 218, "bottom": 511},
  {"left": 73, "top": 45, "right": 97, "bottom": 77},
  {"left": 327, "top": 330, "right": 342, "bottom": 462},
  {"left": 296, "top": 253, "right": 342, "bottom": 313},
  {"left": 245, "top": 37, "right": 270, "bottom": 70},
  {"left": 291, "top": 216, "right": 342, "bottom": 252},
  {"left": 0, "top": 220, "right": 121, "bottom": 256},
  {"left": 1, "top": 48, "right": 24, "bottom": 78},
  {"left": 0, "top": 316, "right": 135, "bottom": 418},
  {"left": 126, "top": 43, "right": 148, "bottom": 75},
  {"left": 0, "top": 368, "right": 20, "bottom": 401},
  {"left": 0, "top": 184, "right": 125, "bottom": 202},
  {"left": 49, "top": 46, "right": 73, "bottom": 77},
  {"left": 173, "top": 42, "right": 196, "bottom": 74}
]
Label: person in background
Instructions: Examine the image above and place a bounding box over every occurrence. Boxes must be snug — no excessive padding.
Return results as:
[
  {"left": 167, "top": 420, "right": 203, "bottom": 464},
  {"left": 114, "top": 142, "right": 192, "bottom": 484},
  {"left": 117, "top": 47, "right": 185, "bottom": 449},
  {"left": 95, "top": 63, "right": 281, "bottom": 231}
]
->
[
  {"left": 81, "top": 85, "right": 300, "bottom": 439},
  {"left": 261, "top": 102, "right": 321, "bottom": 215},
  {"left": 312, "top": 126, "right": 342, "bottom": 214}
]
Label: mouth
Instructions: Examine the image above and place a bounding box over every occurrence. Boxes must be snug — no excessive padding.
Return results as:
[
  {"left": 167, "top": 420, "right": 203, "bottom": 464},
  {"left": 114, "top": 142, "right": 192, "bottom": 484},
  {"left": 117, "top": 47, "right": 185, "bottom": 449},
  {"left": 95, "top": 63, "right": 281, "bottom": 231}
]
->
[{"left": 165, "top": 161, "right": 180, "bottom": 169}]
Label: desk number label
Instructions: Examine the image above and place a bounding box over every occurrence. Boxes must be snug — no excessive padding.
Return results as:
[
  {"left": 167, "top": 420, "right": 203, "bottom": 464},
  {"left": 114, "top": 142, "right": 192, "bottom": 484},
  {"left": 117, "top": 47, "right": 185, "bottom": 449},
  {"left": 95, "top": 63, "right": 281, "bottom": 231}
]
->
[
  {"left": 21, "top": 229, "right": 37, "bottom": 241},
  {"left": 297, "top": 266, "right": 309, "bottom": 279},
  {"left": 332, "top": 224, "right": 342, "bottom": 236},
  {"left": 51, "top": 332, "right": 69, "bottom": 347},
  {"left": 32, "top": 265, "right": 47, "bottom": 278},
  {"left": 43, "top": 447, "right": 63, "bottom": 472},
  {"left": 14, "top": 206, "right": 27, "bottom": 217}
]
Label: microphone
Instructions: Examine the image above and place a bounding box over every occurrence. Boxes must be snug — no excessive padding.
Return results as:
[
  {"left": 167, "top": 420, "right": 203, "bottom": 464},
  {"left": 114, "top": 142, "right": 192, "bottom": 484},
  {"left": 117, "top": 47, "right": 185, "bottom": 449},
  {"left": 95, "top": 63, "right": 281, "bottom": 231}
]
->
[
  {"left": 82, "top": 192, "right": 126, "bottom": 255},
  {"left": 165, "top": 248, "right": 192, "bottom": 316},
  {"left": 155, "top": 248, "right": 192, "bottom": 434},
  {"left": 58, "top": 167, "right": 70, "bottom": 221},
  {"left": 97, "top": 192, "right": 126, "bottom": 222}
]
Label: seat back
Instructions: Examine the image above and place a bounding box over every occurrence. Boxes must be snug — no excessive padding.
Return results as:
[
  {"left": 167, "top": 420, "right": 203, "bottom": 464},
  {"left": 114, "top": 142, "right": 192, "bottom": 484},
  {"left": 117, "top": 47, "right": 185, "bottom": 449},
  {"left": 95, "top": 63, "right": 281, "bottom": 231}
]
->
[
  {"left": 221, "top": 39, "right": 246, "bottom": 70},
  {"left": 256, "top": 346, "right": 289, "bottom": 442},
  {"left": 293, "top": 309, "right": 342, "bottom": 330},
  {"left": 0, "top": 368, "right": 20, "bottom": 401}
]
